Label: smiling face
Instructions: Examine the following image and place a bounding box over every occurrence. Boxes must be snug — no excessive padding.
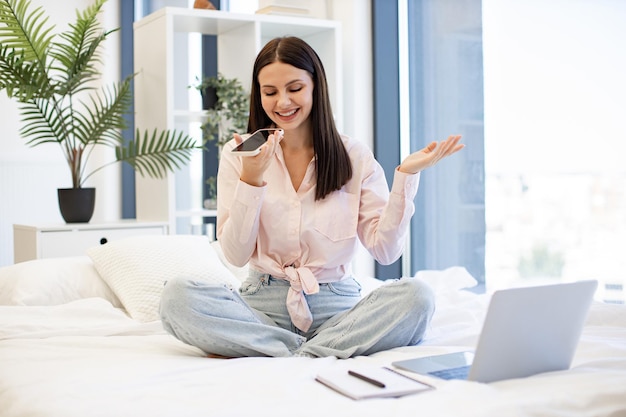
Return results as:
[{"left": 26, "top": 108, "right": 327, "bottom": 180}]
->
[{"left": 257, "top": 61, "right": 314, "bottom": 138}]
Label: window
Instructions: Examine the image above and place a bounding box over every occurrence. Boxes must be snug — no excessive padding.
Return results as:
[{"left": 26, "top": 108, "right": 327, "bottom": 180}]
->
[
  {"left": 396, "top": 0, "right": 625, "bottom": 302},
  {"left": 402, "top": 0, "right": 486, "bottom": 284},
  {"left": 483, "top": 0, "right": 626, "bottom": 302}
]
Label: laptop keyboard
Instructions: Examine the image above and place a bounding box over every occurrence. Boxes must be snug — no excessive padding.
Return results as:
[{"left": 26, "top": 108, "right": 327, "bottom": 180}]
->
[{"left": 429, "top": 366, "right": 470, "bottom": 380}]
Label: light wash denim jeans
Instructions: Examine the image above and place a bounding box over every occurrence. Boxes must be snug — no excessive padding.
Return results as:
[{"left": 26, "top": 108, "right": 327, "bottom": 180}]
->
[{"left": 159, "top": 270, "right": 435, "bottom": 359}]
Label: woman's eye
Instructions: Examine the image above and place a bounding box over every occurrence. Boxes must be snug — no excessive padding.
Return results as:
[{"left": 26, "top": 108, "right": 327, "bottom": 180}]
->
[
  {"left": 289, "top": 87, "right": 302, "bottom": 93},
  {"left": 263, "top": 91, "right": 276, "bottom": 97}
]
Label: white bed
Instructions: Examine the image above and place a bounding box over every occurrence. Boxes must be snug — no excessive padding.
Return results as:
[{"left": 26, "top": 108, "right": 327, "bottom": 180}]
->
[{"left": 1, "top": 235, "right": 625, "bottom": 417}]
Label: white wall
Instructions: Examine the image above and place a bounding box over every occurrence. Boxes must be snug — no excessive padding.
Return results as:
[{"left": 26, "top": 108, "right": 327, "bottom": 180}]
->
[{"left": 0, "top": 0, "right": 121, "bottom": 266}]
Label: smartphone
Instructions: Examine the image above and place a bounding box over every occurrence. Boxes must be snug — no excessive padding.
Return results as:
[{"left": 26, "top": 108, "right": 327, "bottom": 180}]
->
[{"left": 231, "top": 128, "right": 282, "bottom": 157}]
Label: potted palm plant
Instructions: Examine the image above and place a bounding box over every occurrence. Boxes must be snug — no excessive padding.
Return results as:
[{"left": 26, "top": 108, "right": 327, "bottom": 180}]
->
[{"left": 0, "top": 0, "right": 200, "bottom": 222}]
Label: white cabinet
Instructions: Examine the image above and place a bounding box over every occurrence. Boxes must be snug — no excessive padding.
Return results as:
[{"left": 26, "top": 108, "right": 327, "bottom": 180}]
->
[
  {"left": 13, "top": 222, "right": 168, "bottom": 263},
  {"left": 132, "top": 7, "right": 342, "bottom": 234}
]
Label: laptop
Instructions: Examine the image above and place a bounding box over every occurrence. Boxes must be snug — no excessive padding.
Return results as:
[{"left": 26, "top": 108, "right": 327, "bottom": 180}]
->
[{"left": 392, "top": 280, "right": 598, "bottom": 383}]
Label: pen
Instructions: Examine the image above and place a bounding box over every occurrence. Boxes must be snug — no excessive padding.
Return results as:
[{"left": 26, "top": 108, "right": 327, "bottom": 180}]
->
[{"left": 348, "top": 370, "right": 386, "bottom": 388}]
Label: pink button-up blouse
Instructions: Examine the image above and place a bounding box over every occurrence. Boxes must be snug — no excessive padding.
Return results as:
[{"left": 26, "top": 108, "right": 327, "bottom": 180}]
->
[{"left": 216, "top": 135, "right": 420, "bottom": 331}]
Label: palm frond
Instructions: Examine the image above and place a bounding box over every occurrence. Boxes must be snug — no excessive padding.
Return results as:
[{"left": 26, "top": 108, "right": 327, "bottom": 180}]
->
[
  {"left": 0, "top": 0, "right": 56, "bottom": 100},
  {"left": 72, "top": 77, "right": 132, "bottom": 147},
  {"left": 0, "top": 0, "right": 54, "bottom": 69},
  {"left": 115, "top": 129, "right": 201, "bottom": 179},
  {"left": 51, "top": 0, "right": 110, "bottom": 95},
  {"left": 0, "top": 44, "right": 48, "bottom": 100},
  {"left": 18, "top": 98, "right": 71, "bottom": 147}
]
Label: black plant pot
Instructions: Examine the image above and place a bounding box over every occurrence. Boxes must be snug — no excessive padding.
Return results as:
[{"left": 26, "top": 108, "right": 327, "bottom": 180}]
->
[
  {"left": 201, "top": 86, "right": 217, "bottom": 110},
  {"left": 58, "top": 188, "right": 96, "bottom": 223}
]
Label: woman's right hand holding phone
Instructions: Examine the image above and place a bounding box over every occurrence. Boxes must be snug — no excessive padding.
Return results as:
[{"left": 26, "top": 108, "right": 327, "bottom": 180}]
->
[{"left": 237, "top": 129, "right": 283, "bottom": 187}]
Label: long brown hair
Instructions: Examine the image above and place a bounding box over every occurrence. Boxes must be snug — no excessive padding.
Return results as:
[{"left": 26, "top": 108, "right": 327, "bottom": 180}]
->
[{"left": 248, "top": 36, "right": 352, "bottom": 200}]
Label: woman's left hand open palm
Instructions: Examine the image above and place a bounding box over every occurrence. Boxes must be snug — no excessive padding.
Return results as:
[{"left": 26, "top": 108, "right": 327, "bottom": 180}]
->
[{"left": 399, "top": 134, "right": 464, "bottom": 174}]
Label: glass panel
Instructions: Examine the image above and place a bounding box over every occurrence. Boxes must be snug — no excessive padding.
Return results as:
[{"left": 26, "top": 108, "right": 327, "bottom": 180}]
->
[
  {"left": 406, "top": 0, "right": 486, "bottom": 284},
  {"left": 483, "top": 0, "right": 626, "bottom": 303}
]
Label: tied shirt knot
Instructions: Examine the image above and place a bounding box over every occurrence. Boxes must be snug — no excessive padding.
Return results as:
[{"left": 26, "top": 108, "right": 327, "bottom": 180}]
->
[{"left": 284, "top": 265, "right": 319, "bottom": 332}]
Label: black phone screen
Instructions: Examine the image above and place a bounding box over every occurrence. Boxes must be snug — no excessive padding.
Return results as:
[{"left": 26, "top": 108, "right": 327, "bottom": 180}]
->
[{"left": 232, "top": 129, "right": 273, "bottom": 152}]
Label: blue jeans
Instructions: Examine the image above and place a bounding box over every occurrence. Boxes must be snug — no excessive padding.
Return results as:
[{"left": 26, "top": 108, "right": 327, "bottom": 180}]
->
[{"left": 159, "top": 271, "right": 435, "bottom": 358}]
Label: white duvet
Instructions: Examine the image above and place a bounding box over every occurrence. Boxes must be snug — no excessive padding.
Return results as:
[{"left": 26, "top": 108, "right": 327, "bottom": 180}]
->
[{"left": 1, "top": 268, "right": 626, "bottom": 417}]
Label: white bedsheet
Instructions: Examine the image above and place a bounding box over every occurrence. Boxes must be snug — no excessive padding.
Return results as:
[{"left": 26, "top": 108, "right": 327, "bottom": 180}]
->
[{"left": 1, "top": 269, "right": 625, "bottom": 417}]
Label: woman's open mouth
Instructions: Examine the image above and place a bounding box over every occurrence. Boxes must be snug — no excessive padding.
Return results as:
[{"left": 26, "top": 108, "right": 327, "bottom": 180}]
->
[{"left": 276, "top": 108, "right": 299, "bottom": 122}]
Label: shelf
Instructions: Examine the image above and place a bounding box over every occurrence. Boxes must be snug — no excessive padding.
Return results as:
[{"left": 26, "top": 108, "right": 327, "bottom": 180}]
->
[
  {"left": 176, "top": 209, "right": 217, "bottom": 218},
  {"left": 174, "top": 110, "right": 206, "bottom": 123},
  {"left": 134, "top": 7, "right": 338, "bottom": 36}
]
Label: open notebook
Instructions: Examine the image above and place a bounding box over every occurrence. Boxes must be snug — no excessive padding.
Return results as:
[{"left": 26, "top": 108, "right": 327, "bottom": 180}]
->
[{"left": 316, "top": 366, "right": 432, "bottom": 400}]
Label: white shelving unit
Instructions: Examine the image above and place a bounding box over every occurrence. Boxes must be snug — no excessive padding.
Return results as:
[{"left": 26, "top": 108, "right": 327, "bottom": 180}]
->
[{"left": 133, "top": 7, "right": 342, "bottom": 234}]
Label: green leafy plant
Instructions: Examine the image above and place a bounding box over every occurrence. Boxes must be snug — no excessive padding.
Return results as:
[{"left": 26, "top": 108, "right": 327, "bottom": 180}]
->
[
  {"left": 192, "top": 73, "right": 249, "bottom": 204},
  {"left": 193, "top": 73, "right": 249, "bottom": 149},
  {"left": 0, "top": 0, "right": 201, "bottom": 189}
]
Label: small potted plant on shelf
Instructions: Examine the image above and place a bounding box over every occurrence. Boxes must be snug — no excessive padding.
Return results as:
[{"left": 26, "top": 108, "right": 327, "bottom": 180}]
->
[
  {"left": 193, "top": 73, "right": 249, "bottom": 209},
  {"left": 0, "top": 0, "right": 201, "bottom": 223},
  {"left": 194, "top": 73, "right": 250, "bottom": 149}
]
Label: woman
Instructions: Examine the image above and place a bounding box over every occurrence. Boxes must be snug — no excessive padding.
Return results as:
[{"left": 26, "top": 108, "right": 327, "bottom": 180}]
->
[{"left": 160, "top": 36, "right": 463, "bottom": 358}]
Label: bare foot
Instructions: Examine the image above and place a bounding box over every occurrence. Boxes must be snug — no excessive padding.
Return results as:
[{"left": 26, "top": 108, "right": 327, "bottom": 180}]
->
[{"left": 206, "top": 353, "right": 234, "bottom": 359}]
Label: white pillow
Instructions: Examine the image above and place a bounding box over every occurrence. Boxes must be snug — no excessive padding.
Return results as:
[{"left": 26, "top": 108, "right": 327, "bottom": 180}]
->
[
  {"left": 87, "top": 235, "right": 240, "bottom": 322},
  {"left": 0, "top": 256, "right": 122, "bottom": 307}
]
